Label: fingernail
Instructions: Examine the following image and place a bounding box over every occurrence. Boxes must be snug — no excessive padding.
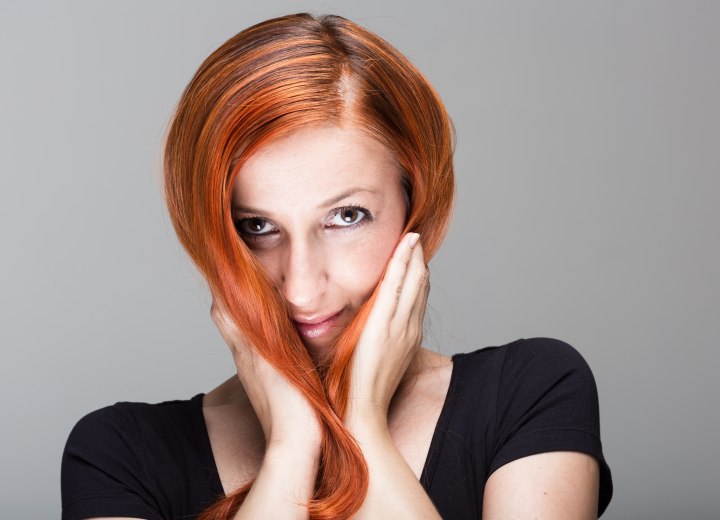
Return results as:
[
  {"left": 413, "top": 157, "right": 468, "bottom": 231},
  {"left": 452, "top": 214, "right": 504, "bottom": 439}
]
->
[{"left": 408, "top": 233, "right": 420, "bottom": 248}]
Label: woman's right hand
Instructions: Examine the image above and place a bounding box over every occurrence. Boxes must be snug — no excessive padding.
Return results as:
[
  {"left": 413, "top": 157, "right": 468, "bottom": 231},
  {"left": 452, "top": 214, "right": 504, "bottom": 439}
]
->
[{"left": 209, "top": 290, "right": 323, "bottom": 450}]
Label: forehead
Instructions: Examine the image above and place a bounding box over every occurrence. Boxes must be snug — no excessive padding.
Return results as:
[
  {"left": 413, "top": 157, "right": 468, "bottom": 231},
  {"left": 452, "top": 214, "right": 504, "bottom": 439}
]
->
[{"left": 232, "top": 125, "right": 400, "bottom": 210}]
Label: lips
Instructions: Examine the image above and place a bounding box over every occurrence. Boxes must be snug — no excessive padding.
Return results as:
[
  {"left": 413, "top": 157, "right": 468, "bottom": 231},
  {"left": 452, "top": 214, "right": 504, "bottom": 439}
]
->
[{"left": 293, "top": 309, "right": 344, "bottom": 339}]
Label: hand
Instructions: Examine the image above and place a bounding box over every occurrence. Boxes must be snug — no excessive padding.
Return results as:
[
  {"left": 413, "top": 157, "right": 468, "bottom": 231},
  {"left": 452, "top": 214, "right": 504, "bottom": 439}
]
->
[
  {"left": 209, "top": 290, "right": 323, "bottom": 449},
  {"left": 348, "top": 232, "right": 430, "bottom": 422}
]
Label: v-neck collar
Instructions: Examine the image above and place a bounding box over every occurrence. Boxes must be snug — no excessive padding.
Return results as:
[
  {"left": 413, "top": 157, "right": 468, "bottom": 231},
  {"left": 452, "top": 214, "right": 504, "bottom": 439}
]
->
[{"left": 191, "top": 354, "right": 463, "bottom": 499}]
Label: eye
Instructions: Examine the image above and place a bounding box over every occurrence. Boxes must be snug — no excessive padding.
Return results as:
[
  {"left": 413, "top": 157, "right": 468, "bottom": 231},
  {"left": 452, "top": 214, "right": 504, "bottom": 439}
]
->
[
  {"left": 327, "top": 205, "right": 371, "bottom": 228},
  {"left": 234, "top": 204, "right": 373, "bottom": 244},
  {"left": 235, "top": 217, "right": 276, "bottom": 239}
]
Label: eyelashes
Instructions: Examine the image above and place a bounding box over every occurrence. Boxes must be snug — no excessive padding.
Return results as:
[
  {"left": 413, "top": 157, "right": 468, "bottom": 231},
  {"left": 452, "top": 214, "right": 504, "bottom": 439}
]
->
[
  {"left": 235, "top": 217, "right": 274, "bottom": 237},
  {"left": 234, "top": 203, "right": 374, "bottom": 243},
  {"left": 327, "top": 205, "right": 372, "bottom": 229}
]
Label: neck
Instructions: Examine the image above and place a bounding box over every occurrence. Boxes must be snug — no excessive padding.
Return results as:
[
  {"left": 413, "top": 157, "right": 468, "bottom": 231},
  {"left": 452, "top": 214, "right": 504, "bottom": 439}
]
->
[{"left": 207, "top": 346, "right": 447, "bottom": 409}]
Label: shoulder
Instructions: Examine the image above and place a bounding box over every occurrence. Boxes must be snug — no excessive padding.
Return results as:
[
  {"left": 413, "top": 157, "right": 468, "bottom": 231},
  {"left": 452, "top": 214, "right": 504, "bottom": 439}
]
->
[
  {"left": 500, "top": 337, "right": 598, "bottom": 408},
  {"left": 456, "top": 337, "right": 596, "bottom": 397},
  {"left": 441, "top": 337, "right": 600, "bottom": 445},
  {"left": 501, "top": 337, "right": 595, "bottom": 387},
  {"left": 62, "top": 394, "right": 200, "bottom": 478},
  {"left": 469, "top": 337, "right": 601, "bottom": 432},
  {"left": 65, "top": 395, "right": 200, "bottom": 449},
  {"left": 459, "top": 336, "right": 590, "bottom": 368},
  {"left": 64, "top": 401, "right": 142, "bottom": 458},
  {"left": 61, "top": 395, "right": 203, "bottom": 520},
  {"left": 63, "top": 394, "right": 205, "bottom": 478},
  {"left": 502, "top": 336, "right": 590, "bottom": 366},
  {"left": 461, "top": 338, "right": 613, "bottom": 516}
]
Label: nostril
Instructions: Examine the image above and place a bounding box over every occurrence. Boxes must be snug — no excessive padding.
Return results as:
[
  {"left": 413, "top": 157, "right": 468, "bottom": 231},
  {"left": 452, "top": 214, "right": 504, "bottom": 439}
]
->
[
  {"left": 280, "top": 244, "right": 328, "bottom": 308},
  {"left": 282, "top": 275, "right": 327, "bottom": 310}
]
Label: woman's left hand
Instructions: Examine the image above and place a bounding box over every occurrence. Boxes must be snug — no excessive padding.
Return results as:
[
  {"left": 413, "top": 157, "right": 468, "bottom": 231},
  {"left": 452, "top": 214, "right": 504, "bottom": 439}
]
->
[{"left": 347, "top": 232, "right": 429, "bottom": 422}]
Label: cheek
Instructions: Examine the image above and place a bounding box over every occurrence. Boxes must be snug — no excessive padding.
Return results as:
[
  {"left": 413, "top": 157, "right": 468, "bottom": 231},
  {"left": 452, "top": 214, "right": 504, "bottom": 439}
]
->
[{"left": 329, "top": 229, "right": 401, "bottom": 306}]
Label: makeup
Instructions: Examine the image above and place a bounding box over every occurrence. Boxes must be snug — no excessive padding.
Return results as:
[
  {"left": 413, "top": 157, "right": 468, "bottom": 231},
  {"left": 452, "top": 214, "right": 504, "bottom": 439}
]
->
[{"left": 293, "top": 309, "right": 344, "bottom": 338}]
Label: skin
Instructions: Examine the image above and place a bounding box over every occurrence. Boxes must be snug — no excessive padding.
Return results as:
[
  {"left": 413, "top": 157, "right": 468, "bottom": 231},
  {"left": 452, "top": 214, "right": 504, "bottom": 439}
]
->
[
  {"left": 229, "top": 124, "right": 410, "bottom": 366},
  {"left": 91, "top": 125, "right": 600, "bottom": 519},
  {"left": 214, "top": 125, "right": 447, "bottom": 518}
]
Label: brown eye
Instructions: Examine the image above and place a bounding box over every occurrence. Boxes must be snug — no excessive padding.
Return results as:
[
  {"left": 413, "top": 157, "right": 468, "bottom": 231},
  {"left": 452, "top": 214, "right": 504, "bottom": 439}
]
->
[
  {"left": 236, "top": 217, "right": 275, "bottom": 237},
  {"left": 341, "top": 208, "right": 359, "bottom": 223},
  {"left": 328, "top": 206, "right": 370, "bottom": 227}
]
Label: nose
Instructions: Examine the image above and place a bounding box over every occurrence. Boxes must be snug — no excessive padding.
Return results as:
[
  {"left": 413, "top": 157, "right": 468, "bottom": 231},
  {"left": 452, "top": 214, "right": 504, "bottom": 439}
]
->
[{"left": 279, "top": 236, "right": 327, "bottom": 311}]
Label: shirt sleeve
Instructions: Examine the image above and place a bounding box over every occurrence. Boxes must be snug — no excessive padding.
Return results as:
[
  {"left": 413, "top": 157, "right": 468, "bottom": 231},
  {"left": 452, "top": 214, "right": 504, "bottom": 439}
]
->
[
  {"left": 61, "top": 404, "right": 163, "bottom": 520},
  {"left": 488, "top": 337, "right": 613, "bottom": 516}
]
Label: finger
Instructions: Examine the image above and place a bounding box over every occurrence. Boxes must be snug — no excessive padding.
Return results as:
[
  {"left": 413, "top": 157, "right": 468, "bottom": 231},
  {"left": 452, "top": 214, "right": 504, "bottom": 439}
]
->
[
  {"left": 210, "top": 298, "right": 232, "bottom": 332},
  {"left": 394, "top": 241, "right": 428, "bottom": 323},
  {"left": 409, "top": 262, "right": 430, "bottom": 333},
  {"left": 211, "top": 308, "right": 237, "bottom": 350},
  {"left": 208, "top": 284, "right": 223, "bottom": 310},
  {"left": 370, "top": 233, "right": 419, "bottom": 320},
  {"left": 209, "top": 286, "right": 224, "bottom": 323},
  {"left": 209, "top": 293, "right": 247, "bottom": 353}
]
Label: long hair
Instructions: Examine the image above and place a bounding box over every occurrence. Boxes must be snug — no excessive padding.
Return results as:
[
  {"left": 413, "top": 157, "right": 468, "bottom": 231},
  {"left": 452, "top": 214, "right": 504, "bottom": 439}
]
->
[{"left": 163, "top": 12, "right": 455, "bottom": 520}]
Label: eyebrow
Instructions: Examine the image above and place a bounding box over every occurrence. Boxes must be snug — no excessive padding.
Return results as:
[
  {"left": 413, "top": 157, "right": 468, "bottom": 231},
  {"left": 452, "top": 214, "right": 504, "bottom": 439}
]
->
[
  {"left": 316, "top": 187, "right": 379, "bottom": 209},
  {"left": 232, "top": 187, "right": 379, "bottom": 215}
]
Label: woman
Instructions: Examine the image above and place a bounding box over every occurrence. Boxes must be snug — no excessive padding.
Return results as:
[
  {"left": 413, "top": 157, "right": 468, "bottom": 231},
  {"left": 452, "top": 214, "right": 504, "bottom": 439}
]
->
[{"left": 61, "top": 13, "right": 613, "bottom": 519}]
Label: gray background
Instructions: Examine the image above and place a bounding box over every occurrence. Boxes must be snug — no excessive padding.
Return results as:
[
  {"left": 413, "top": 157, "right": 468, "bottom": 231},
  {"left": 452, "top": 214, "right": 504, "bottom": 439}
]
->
[{"left": 1, "top": 1, "right": 718, "bottom": 518}]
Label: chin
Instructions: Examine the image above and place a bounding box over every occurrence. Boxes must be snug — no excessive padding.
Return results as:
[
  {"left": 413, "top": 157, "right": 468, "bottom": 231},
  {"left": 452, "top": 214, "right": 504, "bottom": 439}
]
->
[{"left": 302, "top": 338, "right": 331, "bottom": 363}]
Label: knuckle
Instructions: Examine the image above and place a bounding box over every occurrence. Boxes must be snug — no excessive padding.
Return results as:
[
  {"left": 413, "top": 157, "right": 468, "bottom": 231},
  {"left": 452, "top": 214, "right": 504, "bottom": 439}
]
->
[{"left": 406, "top": 327, "right": 422, "bottom": 346}]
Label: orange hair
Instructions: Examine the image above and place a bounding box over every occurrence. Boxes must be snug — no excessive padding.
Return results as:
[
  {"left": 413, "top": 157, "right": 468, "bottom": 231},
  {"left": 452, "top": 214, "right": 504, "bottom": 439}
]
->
[{"left": 163, "top": 13, "right": 455, "bottom": 520}]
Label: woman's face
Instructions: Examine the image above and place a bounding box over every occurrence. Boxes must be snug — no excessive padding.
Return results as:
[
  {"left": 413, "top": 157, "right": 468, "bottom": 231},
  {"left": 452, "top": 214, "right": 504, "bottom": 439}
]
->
[{"left": 231, "top": 125, "right": 408, "bottom": 362}]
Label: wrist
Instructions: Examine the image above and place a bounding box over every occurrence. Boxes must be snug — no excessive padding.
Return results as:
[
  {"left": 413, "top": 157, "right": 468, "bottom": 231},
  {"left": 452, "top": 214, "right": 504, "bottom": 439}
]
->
[
  {"left": 344, "top": 402, "right": 389, "bottom": 435},
  {"left": 265, "top": 436, "right": 323, "bottom": 461},
  {"left": 267, "top": 420, "right": 323, "bottom": 455}
]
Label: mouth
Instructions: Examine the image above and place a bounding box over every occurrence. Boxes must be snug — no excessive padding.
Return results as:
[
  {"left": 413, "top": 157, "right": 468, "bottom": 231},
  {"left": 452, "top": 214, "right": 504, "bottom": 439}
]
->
[{"left": 292, "top": 309, "right": 345, "bottom": 339}]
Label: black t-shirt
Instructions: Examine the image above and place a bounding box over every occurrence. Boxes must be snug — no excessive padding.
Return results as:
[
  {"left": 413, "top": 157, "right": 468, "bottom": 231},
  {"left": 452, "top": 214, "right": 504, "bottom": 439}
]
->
[{"left": 61, "top": 337, "right": 613, "bottom": 519}]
